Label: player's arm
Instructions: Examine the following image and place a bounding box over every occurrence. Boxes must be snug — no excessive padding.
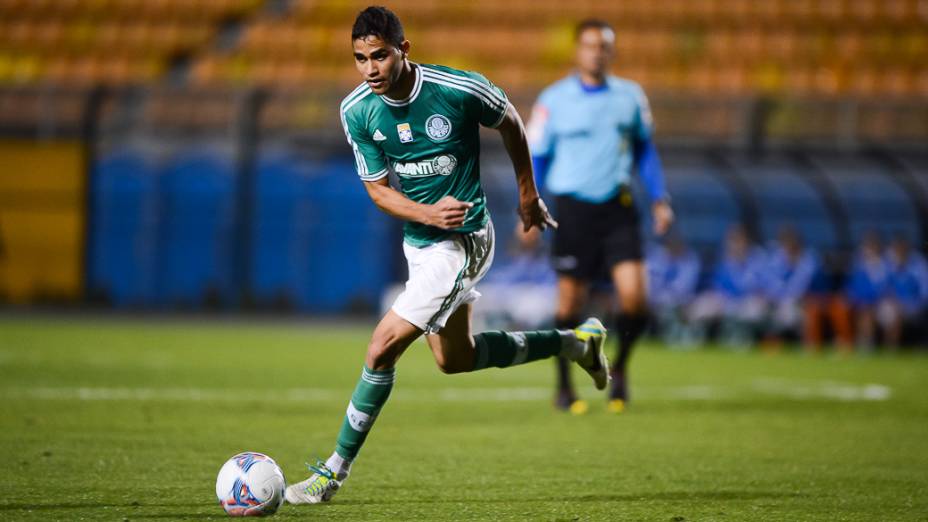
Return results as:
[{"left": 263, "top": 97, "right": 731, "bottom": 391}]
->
[
  {"left": 631, "top": 85, "right": 673, "bottom": 236},
  {"left": 495, "top": 102, "right": 557, "bottom": 232},
  {"left": 342, "top": 108, "right": 470, "bottom": 230},
  {"left": 635, "top": 137, "right": 674, "bottom": 236},
  {"left": 526, "top": 101, "right": 555, "bottom": 194},
  {"left": 363, "top": 178, "right": 472, "bottom": 230}
]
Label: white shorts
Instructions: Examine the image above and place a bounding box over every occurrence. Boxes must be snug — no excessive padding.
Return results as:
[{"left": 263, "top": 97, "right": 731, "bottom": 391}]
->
[{"left": 392, "top": 220, "right": 495, "bottom": 333}]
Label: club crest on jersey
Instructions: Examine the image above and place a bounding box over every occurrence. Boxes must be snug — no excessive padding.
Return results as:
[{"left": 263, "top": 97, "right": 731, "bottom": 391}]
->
[
  {"left": 396, "top": 122, "right": 414, "bottom": 143},
  {"left": 425, "top": 114, "right": 452, "bottom": 141},
  {"left": 431, "top": 154, "right": 457, "bottom": 175}
]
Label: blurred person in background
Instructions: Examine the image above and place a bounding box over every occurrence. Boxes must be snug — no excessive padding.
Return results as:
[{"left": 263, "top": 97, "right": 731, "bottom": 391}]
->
[
  {"left": 879, "top": 235, "right": 928, "bottom": 348},
  {"left": 762, "top": 226, "right": 821, "bottom": 349},
  {"left": 844, "top": 232, "right": 890, "bottom": 350},
  {"left": 646, "top": 233, "right": 701, "bottom": 348},
  {"left": 285, "top": 7, "right": 611, "bottom": 506},
  {"left": 523, "top": 19, "right": 673, "bottom": 414},
  {"left": 802, "top": 254, "right": 855, "bottom": 353},
  {"left": 688, "top": 224, "right": 767, "bottom": 348}
]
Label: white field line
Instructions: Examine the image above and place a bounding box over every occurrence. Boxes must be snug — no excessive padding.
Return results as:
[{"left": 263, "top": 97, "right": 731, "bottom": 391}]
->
[
  {"left": 0, "top": 380, "right": 891, "bottom": 403},
  {"left": 750, "top": 378, "right": 892, "bottom": 401}
]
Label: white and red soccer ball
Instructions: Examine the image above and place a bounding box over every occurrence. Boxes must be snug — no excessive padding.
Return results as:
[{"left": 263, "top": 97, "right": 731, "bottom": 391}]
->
[{"left": 215, "top": 452, "right": 286, "bottom": 517}]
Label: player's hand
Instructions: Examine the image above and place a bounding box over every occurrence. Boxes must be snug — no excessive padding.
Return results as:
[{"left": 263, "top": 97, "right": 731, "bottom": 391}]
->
[
  {"left": 652, "top": 200, "right": 674, "bottom": 236},
  {"left": 517, "top": 196, "right": 558, "bottom": 232},
  {"left": 426, "top": 196, "right": 473, "bottom": 230}
]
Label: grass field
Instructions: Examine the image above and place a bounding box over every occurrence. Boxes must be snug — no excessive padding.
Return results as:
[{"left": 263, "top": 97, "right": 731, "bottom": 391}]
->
[{"left": 0, "top": 316, "right": 926, "bottom": 521}]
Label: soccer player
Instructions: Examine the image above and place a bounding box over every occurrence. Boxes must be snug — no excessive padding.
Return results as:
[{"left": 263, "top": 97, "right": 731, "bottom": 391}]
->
[
  {"left": 525, "top": 19, "right": 673, "bottom": 414},
  {"left": 284, "top": 6, "right": 610, "bottom": 505}
]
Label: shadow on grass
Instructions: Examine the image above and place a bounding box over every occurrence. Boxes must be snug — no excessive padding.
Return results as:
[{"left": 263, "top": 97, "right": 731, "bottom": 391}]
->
[
  {"left": 0, "top": 502, "right": 204, "bottom": 511},
  {"left": 330, "top": 489, "right": 807, "bottom": 506},
  {"left": 119, "top": 508, "right": 310, "bottom": 520},
  {"left": 0, "top": 491, "right": 805, "bottom": 518}
]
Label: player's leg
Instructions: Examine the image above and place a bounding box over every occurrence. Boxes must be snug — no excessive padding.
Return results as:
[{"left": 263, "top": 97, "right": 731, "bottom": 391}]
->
[
  {"left": 427, "top": 301, "right": 572, "bottom": 374},
  {"left": 827, "top": 295, "right": 854, "bottom": 353},
  {"left": 286, "top": 310, "right": 421, "bottom": 505},
  {"left": 425, "top": 301, "right": 609, "bottom": 389},
  {"left": 553, "top": 275, "right": 591, "bottom": 412},
  {"left": 608, "top": 260, "right": 648, "bottom": 412},
  {"left": 426, "top": 301, "right": 477, "bottom": 373},
  {"left": 550, "top": 195, "right": 599, "bottom": 413},
  {"left": 602, "top": 187, "right": 648, "bottom": 411},
  {"left": 877, "top": 298, "right": 903, "bottom": 349}
]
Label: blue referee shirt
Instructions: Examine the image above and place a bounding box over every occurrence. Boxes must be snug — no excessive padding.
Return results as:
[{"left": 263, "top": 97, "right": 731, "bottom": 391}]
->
[{"left": 527, "top": 74, "right": 656, "bottom": 204}]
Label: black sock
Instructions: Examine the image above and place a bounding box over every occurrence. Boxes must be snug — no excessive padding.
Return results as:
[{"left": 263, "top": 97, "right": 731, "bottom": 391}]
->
[
  {"left": 554, "top": 316, "right": 581, "bottom": 393},
  {"left": 613, "top": 313, "right": 648, "bottom": 374}
]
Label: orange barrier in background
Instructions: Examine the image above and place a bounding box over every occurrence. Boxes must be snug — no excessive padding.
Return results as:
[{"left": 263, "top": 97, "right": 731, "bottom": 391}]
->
[{"left": 0, "top": 141, "right": 84, "bottom": 303}]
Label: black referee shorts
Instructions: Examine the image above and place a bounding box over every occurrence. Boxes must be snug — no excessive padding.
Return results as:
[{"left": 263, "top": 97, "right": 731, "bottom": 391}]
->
[{"left": 551, "top": 186, "right": 643, "bottom": 281}]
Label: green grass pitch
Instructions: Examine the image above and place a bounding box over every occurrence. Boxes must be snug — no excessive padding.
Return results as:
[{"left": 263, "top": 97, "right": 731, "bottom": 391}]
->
[{"left": 0, "top": 317, "right": 926, "bottom": 521}]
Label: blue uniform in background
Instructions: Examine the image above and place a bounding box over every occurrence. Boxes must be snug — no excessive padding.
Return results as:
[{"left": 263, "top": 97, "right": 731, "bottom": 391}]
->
[
  {"left": 527, "top": 74, "right": 667, "bottom": 279},
  {"left": 765, "top": 247, "right": 820, "bottom": 304},
  {"left": 886, "top": 250, "right": 928, "bottom": 316},
  {"left": 846, "top": 254, "right": 889, "bottom": 307},
  {"left": 646, "top": 244, "right": 701, "bottom": 309},
  {"left": 528, "top": 75, "right": 665, "bottom": 203},
  {"left": 712, "top": 248, "right": 768, "bottom": 301}
]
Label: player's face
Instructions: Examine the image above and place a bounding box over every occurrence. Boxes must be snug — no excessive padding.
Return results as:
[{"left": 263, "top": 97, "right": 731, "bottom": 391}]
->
[
  {"left": 575, "top": 27, "right": 615, "bottom": 78},
  {"left": 353, "top": 35, "right": 409, "bottom": 95}
]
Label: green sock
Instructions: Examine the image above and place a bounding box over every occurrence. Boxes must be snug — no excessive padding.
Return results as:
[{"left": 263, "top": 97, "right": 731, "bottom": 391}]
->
[
  {"left": 334, "top": 366, "right": 395, "bottom": 461},
  {"left": 472, "top": 330, "right": 570, "bottom": 370}
]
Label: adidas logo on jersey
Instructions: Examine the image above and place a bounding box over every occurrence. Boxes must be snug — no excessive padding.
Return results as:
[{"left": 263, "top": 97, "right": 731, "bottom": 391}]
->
[{"left": 372, "top": 129, "right": 387, "bottom": 141}]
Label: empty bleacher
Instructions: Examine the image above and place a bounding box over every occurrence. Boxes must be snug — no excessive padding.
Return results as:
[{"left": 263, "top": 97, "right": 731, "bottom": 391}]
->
[{"left": 0, "top": 0, "right": 923, "bottom": 100}]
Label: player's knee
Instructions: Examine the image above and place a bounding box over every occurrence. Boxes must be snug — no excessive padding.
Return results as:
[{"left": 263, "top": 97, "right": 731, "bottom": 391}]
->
[
  {"left": 434, "top": 357, "right": 468, "bottom": 374},
  {"left": 366, "top": 337, "right": 400, "bottom": 370},
  {"left": 431, "top": 342, "right": 470, "bottom": 374}
]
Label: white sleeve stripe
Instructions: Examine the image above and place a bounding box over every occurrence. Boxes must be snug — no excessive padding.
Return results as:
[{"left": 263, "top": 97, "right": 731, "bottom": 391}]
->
[
  {"left": 489, "top": 103, "right": 508, "bottom": 128},
  {"left": 422, "top": 67, "right": 507, "bottom": 106},
  {"left": 352, "top": 144, "right": 367, "bottom": 176},
  {"left": 340, "top": 90, "right": 374, "bottom": 118},
  {"left": 422, "top": 75, "right": 505, "bottom": 112},
  {"left": 339, "top": 111, "right": 352, "bottom": 143},
  {"left": 359, "top": 168, "right": 389, "bottom": 181},
  {"left": 340, "top": 84, "right": 372, "bottom": 112},
  {"left": 424, "top": 76, "right": 502, "bottom": 111},
  {"left": 340, "top": 109, "right": 369, "bottom": 177},
  {"left": 426, "top": 65, "right": 503, "bottom": 100},
  {"left": 426, "top": 71, "right": 506, "bottom": 110}
]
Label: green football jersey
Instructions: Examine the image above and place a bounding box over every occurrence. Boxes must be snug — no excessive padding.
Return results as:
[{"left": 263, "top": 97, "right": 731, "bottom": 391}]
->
[{"left": 339, "top": 63, "right": 509, "bottom": 247}]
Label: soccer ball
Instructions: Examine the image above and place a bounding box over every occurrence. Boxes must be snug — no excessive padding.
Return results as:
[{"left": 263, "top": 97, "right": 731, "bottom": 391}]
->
[{"left": 215, "top": 452, "right": 286, "bottom": 517}]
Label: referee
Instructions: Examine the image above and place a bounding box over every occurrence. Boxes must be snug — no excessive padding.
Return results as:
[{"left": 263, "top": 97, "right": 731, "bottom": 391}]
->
[{"left": 525, "top": 19, "right": 673, "bottom": 414}]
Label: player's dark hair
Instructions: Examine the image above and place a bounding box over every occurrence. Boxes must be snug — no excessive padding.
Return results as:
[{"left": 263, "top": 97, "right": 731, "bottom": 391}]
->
[
  {"left": 352, "top": 6, "right": 405, "bottom": 48},
  {"left": 574, "top": 18, "right": 613, "bottom": 41}
]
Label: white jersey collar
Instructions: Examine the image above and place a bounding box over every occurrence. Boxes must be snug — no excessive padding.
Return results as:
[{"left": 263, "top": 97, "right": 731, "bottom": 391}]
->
[{"left": 380, "top": 63, "right": 422, "bottom": 107}]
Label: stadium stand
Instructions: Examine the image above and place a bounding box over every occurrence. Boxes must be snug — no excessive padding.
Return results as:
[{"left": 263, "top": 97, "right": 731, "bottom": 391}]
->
[{"left": 0, "top": 0, "right": 925, "bottom": 349}]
